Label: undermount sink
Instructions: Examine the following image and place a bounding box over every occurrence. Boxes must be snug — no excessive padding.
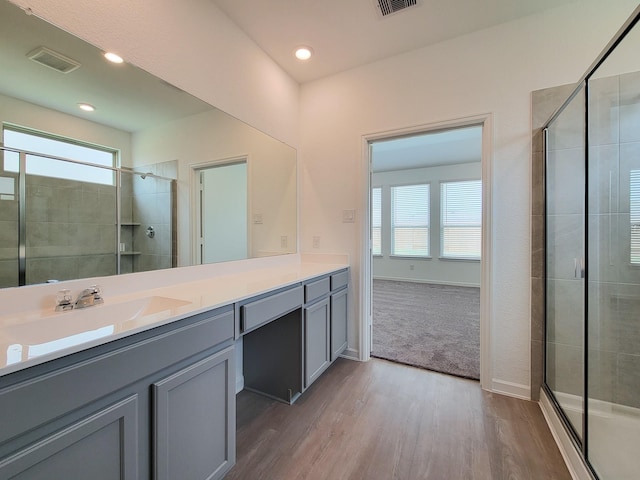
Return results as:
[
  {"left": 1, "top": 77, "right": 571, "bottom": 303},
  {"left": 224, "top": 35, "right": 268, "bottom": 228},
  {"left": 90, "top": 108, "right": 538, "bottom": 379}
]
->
[{"left": 4, "top": 296, "right": 192, "bottom": 347}]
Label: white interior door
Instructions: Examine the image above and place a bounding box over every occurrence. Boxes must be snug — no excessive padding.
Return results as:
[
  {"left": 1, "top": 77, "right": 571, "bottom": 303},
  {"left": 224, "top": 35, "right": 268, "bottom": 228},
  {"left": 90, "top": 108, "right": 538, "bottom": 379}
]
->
[{"left": 199, "top": 162, "right": 248, "bottom": 264}]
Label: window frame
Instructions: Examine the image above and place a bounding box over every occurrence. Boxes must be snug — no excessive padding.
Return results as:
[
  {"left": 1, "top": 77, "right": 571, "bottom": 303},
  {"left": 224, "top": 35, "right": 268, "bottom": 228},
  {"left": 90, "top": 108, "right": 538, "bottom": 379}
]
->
[
  {"left": 2, "top": 124, "right": 119, "bottom": 186},
  {"left": 630, "top": 169, "right": 640, "bottom": 265},
  {"left": 371, "top": 186, "right": 383, "bottom": 257},
  {"left": 390, "top": 182, "right": 431, "bottom": 258},
  {"left": 440, "top": 178, "right": 482, "bottom": 261}
]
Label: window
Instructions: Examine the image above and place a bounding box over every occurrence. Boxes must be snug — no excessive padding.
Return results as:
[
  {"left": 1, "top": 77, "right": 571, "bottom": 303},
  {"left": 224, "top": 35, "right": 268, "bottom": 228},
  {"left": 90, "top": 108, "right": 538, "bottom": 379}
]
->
[
  {"left": 631, "top": 170, "right": 640, "bottom": 264},
  {"left": 372, "top": 187, "right": 382, "bottom": 255},
  {"left": 441, "top": 180, "right": 482, "bottom": 259},
  {"left": 391, "top": 183, "right": 429, "bottom": 256},
  {"left": 2, "top": 126, "right": 117, "bottom": 185}
]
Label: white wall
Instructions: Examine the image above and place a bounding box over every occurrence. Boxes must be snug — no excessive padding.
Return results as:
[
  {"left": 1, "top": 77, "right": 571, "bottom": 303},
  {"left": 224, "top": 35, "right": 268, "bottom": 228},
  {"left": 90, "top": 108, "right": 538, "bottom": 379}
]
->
[
  {"left": 8, "top": 0, "right": 639, "bottom": 398},
  {"left": 299, "top": 0, "right": 639, "bottom": 397},
  {"left": 132, "top": 108, "right": 297, "bottom": 265},
  {"left": 0, "top": 93, "right": 132, "bottom": 162},
  {"left": 373, "top": 162, "right": 481, "bottom": 287},
  {"left": 7, "top": 0, "right": 300, "bottom": 148}
]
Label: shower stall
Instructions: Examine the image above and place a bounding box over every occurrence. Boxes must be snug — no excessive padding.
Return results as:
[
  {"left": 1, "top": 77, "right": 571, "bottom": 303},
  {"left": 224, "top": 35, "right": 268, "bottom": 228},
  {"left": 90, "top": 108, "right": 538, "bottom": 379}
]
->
[
  {"left": 543, "top": 7, "right": 640, "bottom": 480},
  {"left": 0, "top": 146, "right": 176, "bottom": 288}
]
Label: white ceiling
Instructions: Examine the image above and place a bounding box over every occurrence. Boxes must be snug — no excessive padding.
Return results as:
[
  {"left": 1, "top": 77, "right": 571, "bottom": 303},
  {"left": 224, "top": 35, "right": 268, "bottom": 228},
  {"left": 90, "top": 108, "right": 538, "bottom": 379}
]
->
[
  {"left": 0, "top": 1, "right": 212, "bottom": 133},
  {"left": 371, "top": 125, "right": 482, "bottom": 172},
  {"left": 211, "top": 0, "right": 578, "bottom": 83}
]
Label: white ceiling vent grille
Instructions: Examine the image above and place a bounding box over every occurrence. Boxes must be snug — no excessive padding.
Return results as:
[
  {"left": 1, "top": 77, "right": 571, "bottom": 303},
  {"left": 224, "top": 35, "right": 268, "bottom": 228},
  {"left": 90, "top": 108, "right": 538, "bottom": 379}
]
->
[
  {"left": 27, "top": 47, "right": 81, "bottom": 73},
  {"left": 374, "top": 0, "right": 418, "bottom": 18}
]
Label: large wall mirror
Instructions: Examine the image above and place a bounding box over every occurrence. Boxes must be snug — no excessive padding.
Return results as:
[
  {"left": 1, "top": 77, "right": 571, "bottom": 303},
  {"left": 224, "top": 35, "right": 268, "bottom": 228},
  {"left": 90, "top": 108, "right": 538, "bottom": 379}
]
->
[{"left": 0, "top": 0, "right": 297, "bottom": 288}]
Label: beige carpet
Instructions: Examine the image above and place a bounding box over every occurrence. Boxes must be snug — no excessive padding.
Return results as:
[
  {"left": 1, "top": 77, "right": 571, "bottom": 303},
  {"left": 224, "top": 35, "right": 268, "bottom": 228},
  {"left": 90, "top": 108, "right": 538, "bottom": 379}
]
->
[{"left": 372, "top": 279, "right": 480, "bottom": 380}]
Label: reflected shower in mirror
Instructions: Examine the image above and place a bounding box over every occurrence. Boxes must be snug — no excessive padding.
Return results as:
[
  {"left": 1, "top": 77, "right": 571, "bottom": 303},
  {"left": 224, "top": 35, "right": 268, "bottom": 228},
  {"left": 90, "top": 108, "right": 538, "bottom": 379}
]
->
[{"left": 0, "top": 0, "right": 297, "bottom": 288}]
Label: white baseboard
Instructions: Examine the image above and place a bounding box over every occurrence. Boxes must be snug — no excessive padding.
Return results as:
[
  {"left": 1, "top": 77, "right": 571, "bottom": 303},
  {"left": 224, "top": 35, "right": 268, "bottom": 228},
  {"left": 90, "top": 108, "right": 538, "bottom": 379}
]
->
[
  {"left": 490, "top": 379, "right": 531, "bottom": 400},
  {"left": 373, "top": 275, "right": 480, "bottom": 288},
  {"left": 539, "top": 389, "right": 594, "bottom": 480},
  {"left": 341, "top": 347, "right": 360, "bottom": 361}
]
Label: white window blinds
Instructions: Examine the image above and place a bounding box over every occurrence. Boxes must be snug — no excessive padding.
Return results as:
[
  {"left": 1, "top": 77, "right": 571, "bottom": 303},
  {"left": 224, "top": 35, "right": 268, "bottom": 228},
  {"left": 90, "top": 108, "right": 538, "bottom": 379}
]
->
[
  {"left": 372, "top": 187, "right": 382, "bottom": 255},
  {"left": 391, "top": 184, "right": 430, "bottom": 256},
  {"left": 441, "top": 180, "right": 482, "bottom": 259},
  {"left": 631, "top": 170, "right": 640, "bottom": 264}
]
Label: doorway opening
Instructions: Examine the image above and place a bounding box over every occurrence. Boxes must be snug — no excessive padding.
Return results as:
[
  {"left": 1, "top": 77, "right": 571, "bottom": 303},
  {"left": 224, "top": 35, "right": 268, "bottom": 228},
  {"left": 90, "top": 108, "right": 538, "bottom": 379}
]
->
[
  {"left": 193, "top": 159, "right": 248, "bottom": 264},
  {"left": 365, "top": 121, "right": 489, "bottom": 382}
]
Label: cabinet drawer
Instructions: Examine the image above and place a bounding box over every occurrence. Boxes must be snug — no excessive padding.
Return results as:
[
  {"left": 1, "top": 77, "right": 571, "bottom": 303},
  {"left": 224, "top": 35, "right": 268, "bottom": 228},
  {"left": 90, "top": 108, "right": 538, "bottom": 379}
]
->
[
  {"left": 331, "top": 270, "right": 349, "bottom": 291},
  {"left": 304, "top": 277, "right": 330, "bottom": 304},
  {"left": 241, "top": 286, "right": 302, "bottom": 334}
]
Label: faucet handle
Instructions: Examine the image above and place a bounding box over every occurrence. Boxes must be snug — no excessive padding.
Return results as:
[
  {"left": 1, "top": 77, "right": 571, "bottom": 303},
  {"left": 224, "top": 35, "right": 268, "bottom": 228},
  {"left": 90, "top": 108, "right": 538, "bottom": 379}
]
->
[
  {"left": 90, "top": 285, "right": 104, "bottom": 303},
  {"left": 55, "top": 289, "right": 74, "bottom": 312}
]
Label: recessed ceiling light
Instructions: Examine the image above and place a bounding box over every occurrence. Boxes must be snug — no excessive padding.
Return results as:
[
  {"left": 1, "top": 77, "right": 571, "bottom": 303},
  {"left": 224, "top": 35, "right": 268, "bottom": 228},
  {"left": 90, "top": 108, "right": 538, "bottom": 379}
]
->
[
  {"left": 78, "top": 103, "right": 96, "bottom": 112},
  {"left": 294, "top": 46, "right": 313, "bottom": 61},
  {"left": 103, "top": 52, "right": 124, "bottom": 64}
]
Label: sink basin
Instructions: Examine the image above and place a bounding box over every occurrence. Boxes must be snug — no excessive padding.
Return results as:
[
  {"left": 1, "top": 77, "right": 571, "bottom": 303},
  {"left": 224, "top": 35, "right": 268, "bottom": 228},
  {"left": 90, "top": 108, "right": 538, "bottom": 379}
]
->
[{"left": 4, "top": 296, "right": 192, "bottom": 348}]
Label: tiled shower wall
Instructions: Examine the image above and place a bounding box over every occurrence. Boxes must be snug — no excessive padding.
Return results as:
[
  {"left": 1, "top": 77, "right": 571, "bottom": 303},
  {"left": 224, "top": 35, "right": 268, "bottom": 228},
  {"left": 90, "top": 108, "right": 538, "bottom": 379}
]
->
[
  {"left": 0, "top": 159, "right": 176, "bottom": 287},
  {"left": 532, "top": 73, "right": 640, "bottom": 408},
  {"left": 0, "top": 174, "right": 117, "bottom": 288},
  {"left": 587, "top": 71, "right": 640, "bottom": 409},
  {"left": 531, "top": 82, "right": 576, "bottom": 401},
  {"left": 120, "top": 160, "right": 176, "bottom": 274}
]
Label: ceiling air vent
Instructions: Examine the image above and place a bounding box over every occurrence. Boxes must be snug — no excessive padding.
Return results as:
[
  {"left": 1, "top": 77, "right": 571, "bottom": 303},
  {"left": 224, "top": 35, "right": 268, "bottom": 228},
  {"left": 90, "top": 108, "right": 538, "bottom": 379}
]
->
[
  {"left": 374, "top": 0, "right": 418, "bottom": 18},
  {"left": 27, "top": 47, "right": 81, "bottom": 73}
]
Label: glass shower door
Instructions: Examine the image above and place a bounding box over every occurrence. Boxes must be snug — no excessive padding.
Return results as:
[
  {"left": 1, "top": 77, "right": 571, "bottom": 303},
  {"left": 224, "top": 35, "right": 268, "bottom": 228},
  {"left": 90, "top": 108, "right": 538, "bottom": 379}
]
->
[
  {"left": 586, "top": 17, "right": 640, "bottom": 479},
  {"left": 545, "top": 84, "right": 586, "bottom": 441}
]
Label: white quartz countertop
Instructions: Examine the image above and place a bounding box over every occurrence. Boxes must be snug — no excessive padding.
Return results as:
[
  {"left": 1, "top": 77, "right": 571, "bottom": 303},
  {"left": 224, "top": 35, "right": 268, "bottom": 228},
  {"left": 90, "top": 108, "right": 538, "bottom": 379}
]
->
[{"left": 0, "top": 259, "right": 348, "bottom": 377}]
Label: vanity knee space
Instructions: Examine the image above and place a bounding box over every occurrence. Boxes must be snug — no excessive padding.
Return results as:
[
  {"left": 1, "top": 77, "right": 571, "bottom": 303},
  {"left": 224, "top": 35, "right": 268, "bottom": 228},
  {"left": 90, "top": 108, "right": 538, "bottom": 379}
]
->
[{"left": 237, "top": 268, "right": 349, "bottom": 404}]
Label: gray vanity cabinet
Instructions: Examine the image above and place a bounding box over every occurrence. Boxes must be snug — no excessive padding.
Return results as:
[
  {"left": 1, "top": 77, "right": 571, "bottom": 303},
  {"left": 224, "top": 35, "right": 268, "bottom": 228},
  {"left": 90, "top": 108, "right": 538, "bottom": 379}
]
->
[
  {"left": 153, "top": 346, "right": 235, "bottom": 480},
  {"left": 304, "top": 296, "right": 331, "bottom": 388},
  {"left": 0, "top": 395, "right": 139, "bottom": 480},
  {"left": 302, "top": 269, "right": 349, "bottom": 389},
  {"left": 0, "top": 306, "right": 235, "bottom": 480}
]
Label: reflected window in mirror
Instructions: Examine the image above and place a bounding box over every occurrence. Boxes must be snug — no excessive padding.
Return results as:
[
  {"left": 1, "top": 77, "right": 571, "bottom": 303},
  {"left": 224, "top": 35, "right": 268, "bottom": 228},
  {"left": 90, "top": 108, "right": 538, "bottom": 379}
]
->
[{"left": 3, "top": 125, "right": 117, "bottom": 184}]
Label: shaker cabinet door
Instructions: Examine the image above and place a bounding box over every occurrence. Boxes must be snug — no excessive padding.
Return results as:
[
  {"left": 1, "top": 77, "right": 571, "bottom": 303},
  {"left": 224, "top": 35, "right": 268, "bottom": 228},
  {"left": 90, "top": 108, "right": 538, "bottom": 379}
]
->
[
  {"left": 304, "top": 298, "right": 331, "bottom": 388},
  {"left": 0, "top": 395, "right": 138, "bottom": 480},
  {"left": 330, "top": 288, "right": 348, "bottom": 361},
  {"left": 153, "top": 346, "right": 235, "bottom": 480}
]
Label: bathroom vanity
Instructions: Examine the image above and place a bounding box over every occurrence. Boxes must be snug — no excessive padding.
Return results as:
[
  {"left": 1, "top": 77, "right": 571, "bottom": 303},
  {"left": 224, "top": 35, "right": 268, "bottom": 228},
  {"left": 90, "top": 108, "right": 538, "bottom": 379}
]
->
[{"left": 0, "top": 258, "right": 349, "bottom": 479}]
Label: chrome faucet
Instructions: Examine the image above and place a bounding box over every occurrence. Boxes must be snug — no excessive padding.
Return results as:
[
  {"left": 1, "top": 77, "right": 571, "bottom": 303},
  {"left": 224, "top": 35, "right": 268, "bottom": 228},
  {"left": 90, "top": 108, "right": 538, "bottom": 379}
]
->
[{"left": 74, "top": 285, "right": 104, "bottom": 309}]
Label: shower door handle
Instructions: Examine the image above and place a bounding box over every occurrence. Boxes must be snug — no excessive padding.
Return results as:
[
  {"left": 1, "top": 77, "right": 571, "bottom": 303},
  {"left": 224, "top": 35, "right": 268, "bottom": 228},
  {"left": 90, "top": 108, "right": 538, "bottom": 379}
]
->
[{"left": 574, "top": 257, "right": 585, "bottom": 279}]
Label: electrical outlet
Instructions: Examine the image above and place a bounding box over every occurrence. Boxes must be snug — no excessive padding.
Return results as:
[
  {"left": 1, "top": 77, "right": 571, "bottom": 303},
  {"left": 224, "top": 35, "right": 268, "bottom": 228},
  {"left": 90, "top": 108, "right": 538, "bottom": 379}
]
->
[
  {"left": 312, "top": 236, "right": 320, "bottom": 249},
  {"left": 281, "top": 236, "right": 287, "bottom": 248},
  {"left": 253, "top": 213, "right": 263, "bottom": 224},
  {"left": 342, "top": 209, "right": 356, "bottom": 223},
  {"left": 409, "top": 264, "right": 414, "bottom": 270}
]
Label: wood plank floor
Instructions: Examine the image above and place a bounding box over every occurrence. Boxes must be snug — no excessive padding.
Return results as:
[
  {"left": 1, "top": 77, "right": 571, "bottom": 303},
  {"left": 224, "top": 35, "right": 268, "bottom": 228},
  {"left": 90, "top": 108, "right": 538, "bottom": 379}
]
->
[{"left": 225, "top": 358, "right": 571, "bottom": 480}]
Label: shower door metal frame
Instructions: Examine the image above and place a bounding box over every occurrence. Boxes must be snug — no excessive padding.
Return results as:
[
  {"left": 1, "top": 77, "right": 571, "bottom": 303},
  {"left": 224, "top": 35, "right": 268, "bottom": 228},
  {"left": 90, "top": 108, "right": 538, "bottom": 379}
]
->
[
  {"left": 8, "top": 146, "right": 122, "bottom": 286},
  {"left": 541, "top": 5, "right": 640, "bottom": 479},
  {"left": 6, "top": 146, "right": 177, "bottom": 286},
  {"left": 542, "top": 82, "right": 591, "bottom": 466}
]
